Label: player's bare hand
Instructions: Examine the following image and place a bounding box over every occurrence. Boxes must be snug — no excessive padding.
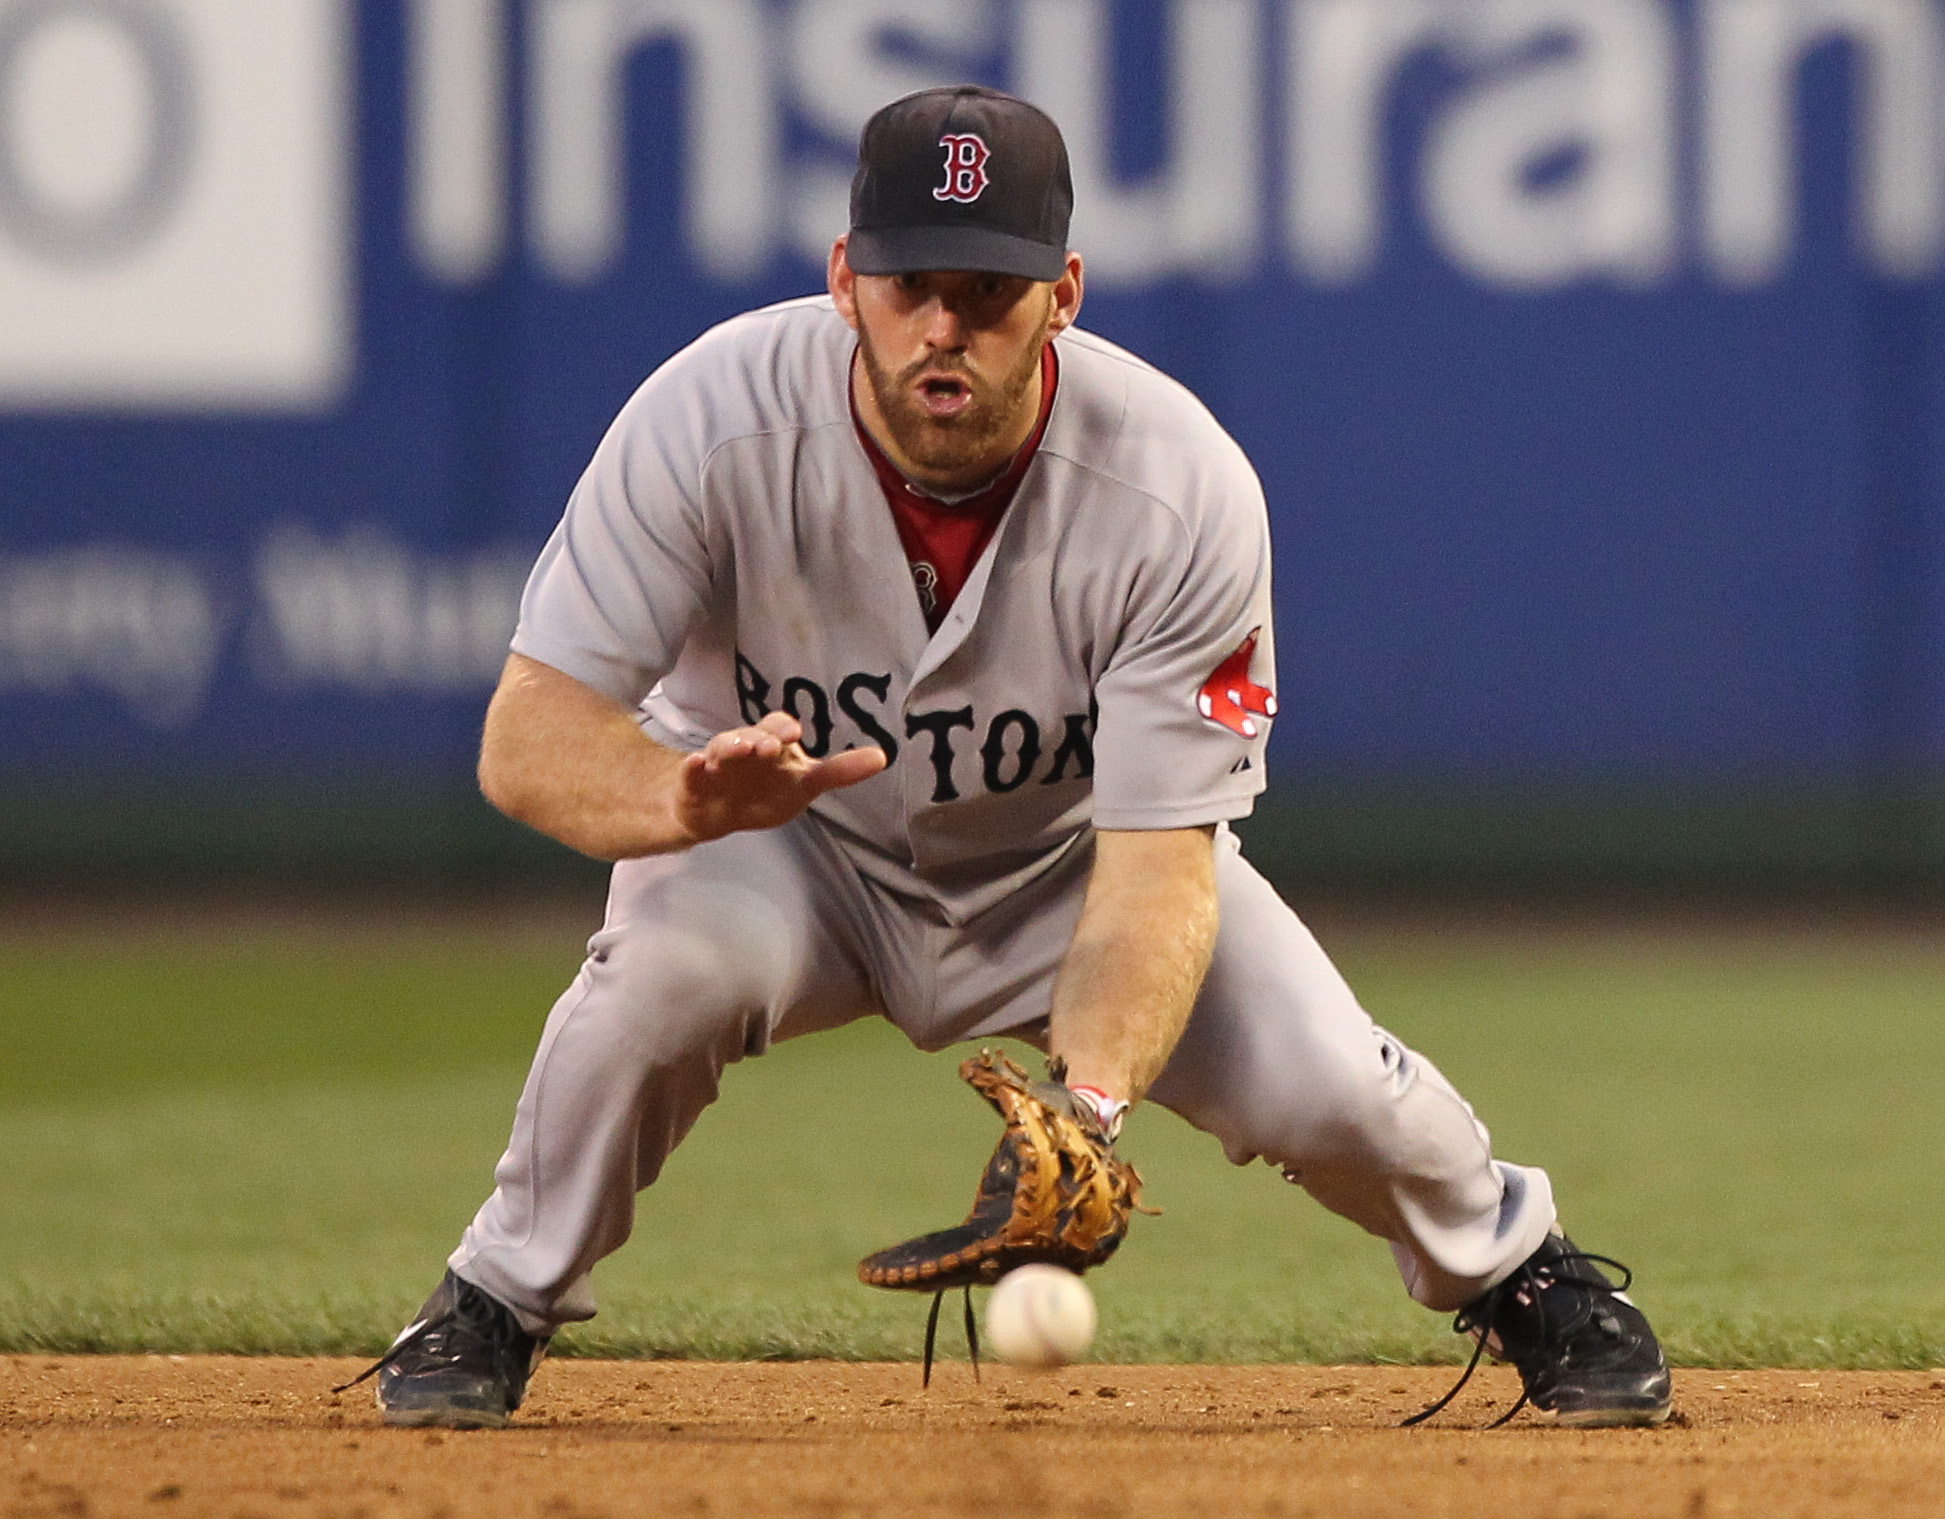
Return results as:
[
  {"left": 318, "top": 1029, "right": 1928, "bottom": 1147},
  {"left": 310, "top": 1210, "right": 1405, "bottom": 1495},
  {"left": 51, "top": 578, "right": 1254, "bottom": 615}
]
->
[{"left": 672, "top": 712, "right": 888, "bottom": 843}]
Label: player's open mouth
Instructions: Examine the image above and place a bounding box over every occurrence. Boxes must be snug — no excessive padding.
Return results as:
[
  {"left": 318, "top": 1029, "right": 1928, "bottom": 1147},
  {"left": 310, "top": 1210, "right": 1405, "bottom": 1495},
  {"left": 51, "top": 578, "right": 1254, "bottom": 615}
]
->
[{"left": 915, "top": 374, "right": 974, "bottom": 419}]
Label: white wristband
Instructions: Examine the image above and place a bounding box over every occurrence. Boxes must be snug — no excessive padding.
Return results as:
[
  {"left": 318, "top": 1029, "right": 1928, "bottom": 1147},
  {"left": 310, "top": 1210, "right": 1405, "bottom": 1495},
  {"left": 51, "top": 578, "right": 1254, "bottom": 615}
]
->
[{"left": 1067, "top": 1084, "right": 1130, "bottom": 1141}]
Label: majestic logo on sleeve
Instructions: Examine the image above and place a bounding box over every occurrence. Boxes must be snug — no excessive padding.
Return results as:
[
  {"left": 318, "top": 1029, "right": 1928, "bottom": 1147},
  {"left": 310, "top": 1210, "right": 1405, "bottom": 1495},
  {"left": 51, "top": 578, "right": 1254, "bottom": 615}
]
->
[
  {"left": 1197, "top": 629, "right": 1277, "bottom": 738},
  {"left": 933, "top": 134, "right": 992, "bottom": 203}
]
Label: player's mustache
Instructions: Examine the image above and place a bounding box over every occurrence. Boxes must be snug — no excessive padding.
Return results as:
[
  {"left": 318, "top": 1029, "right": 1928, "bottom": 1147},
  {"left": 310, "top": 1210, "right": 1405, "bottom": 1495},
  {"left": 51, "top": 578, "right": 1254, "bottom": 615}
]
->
[{"left": 896, "top": 354, "right": 987, "bottom": 393}]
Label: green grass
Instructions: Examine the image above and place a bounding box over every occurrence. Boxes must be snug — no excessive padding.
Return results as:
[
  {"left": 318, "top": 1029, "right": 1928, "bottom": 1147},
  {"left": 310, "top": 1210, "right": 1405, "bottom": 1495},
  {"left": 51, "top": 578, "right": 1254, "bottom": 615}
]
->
[{"left": 2, "top": 904, "right": 1943, "bottom": 1366}]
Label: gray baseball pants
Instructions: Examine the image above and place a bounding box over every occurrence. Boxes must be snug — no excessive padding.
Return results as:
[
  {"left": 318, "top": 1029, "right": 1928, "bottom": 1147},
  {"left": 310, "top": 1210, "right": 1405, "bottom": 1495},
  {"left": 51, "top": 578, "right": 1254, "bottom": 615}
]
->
[{"left": 450, "top": 819, "right": 1556, "bottom": 1332}]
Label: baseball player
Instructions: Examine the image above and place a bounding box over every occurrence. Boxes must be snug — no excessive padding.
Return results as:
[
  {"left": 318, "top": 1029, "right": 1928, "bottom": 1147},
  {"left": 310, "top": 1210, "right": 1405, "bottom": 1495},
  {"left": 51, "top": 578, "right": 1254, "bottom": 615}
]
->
[{"left": 343, "top": 85, "right": 1671, "bottom": 1430}]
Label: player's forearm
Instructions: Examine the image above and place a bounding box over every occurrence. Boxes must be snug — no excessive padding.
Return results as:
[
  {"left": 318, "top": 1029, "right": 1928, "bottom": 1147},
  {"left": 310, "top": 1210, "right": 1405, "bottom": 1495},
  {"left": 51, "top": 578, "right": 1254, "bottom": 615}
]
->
[
  {"left": 478, "top": 653, "right": 696, "bottom": 860},
  {"left": 1048, "top": 826, "right": 1220, "bottom": 1107}
]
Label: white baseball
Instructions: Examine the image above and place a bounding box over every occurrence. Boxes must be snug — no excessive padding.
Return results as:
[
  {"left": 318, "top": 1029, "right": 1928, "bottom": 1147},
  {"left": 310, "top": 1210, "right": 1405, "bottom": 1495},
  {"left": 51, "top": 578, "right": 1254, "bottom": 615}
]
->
[{"left": 984, "top": 1264, "right": 1097, "bottom": 1368}]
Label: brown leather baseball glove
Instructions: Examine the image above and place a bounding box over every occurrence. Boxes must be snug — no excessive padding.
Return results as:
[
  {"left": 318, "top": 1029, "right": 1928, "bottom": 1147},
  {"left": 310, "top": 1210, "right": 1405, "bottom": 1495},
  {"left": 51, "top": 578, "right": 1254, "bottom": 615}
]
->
[{"left": 858, "top": 1049, "right": 1154, "bottom": 1293}]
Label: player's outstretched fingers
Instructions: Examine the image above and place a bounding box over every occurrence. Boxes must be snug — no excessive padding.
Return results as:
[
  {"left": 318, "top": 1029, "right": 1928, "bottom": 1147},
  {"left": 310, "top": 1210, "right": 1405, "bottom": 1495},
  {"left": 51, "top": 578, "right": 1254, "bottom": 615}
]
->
[
  {"left": 673, "top": 719, "right": 885, "bottom": 843},
  {"left": 696, "top": 712, "right": 798, "bottom": 772},
  {"left": 803, "top": 745, "right": 889, "bottom": 797},
  {"left": 751, "top": 710, "right": 804, "bottom": 744}
]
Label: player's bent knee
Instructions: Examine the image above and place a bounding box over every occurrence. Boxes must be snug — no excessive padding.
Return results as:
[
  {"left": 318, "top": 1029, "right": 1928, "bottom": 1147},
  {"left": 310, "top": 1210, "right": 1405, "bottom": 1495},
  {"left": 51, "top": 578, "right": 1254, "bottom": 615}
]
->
[
  {"left": 1159, "top": 1027, "right": 1460, "bottom": 1177},
  {"left": 576, "top": 922, "right": 778, "bottom": 1064}
]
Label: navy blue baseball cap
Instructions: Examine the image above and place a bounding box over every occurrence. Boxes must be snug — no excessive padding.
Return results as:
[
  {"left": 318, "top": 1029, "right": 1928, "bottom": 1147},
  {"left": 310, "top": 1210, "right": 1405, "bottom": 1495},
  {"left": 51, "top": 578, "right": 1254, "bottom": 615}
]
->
[{"left": 847, "top": 85, "right": 1073, "bottom": 281}]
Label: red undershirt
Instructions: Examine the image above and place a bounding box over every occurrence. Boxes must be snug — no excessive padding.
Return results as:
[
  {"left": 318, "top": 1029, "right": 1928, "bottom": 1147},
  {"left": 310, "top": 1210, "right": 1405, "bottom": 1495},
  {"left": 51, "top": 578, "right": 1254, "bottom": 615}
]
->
[{"left": 851, "top": 343, "right": 1058, "bottom": 632}]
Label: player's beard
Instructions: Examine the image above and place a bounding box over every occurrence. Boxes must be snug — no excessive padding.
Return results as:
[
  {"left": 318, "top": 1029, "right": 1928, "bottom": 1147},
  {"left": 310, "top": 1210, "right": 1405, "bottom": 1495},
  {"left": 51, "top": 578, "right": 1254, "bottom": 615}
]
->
[{"left": 856, "top": 306, "right": 1052, "bottom": 485}]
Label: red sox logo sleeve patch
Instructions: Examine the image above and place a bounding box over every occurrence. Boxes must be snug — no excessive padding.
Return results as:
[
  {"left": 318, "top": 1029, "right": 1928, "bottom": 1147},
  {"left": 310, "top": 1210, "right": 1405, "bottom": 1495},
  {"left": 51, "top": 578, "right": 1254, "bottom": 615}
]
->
[
  {"left": 1197, "top": 629, "right": 1277, "bottom": 738},
  {"left": 934, "top": 133, "right": 992, "bottom": 202}
]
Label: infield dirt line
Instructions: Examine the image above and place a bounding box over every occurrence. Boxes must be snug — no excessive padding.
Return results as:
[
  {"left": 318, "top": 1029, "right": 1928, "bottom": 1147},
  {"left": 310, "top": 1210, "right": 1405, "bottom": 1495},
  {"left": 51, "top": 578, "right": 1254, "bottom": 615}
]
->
[{"left": 6, "top": 1358, "right": 1945, "bottom": 1517}]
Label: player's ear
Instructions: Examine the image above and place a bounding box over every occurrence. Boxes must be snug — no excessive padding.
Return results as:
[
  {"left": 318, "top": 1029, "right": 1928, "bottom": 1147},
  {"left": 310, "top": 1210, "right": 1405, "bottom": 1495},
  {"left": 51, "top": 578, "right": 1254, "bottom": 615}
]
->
[
  {"left": 829, "top": 237, "right": 862, "bottom": 329},
  {"left": 1047, "top": 252, "right": 1084, "bottom": 337}
]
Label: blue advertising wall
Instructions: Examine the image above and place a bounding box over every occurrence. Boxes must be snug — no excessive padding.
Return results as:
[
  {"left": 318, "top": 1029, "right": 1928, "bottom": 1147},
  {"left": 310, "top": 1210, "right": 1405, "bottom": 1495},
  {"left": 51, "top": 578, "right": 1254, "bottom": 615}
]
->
[{"left": 4, "top": 0, "right": 1943, "bottom": 883}]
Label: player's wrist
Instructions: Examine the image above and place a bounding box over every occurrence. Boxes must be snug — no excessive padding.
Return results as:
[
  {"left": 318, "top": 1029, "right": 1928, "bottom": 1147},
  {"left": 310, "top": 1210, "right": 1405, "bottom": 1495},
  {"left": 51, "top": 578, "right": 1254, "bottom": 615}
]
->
[{"left": 661, "top": 772, "right": 714, "bottom": 850}]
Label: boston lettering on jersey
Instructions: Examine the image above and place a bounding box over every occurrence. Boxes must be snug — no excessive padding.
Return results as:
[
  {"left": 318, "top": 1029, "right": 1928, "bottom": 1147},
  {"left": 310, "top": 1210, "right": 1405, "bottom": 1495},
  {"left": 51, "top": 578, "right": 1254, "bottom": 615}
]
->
[{"left": 736, "top": 652, "right": 1094, "bottom": 804}]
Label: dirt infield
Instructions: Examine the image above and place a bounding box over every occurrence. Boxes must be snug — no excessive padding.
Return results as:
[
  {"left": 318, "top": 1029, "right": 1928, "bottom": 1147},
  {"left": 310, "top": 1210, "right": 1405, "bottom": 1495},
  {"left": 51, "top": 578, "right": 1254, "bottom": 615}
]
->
[{"left": 5, "top": 1358, "right": 1945, "bottom": 1518}]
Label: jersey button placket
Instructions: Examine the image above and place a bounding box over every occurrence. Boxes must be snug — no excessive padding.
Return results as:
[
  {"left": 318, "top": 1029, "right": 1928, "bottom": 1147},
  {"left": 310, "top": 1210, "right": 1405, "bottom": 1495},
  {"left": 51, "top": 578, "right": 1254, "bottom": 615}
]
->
[{"left": 897, "top": 684, "right": 923, "bottom": 869}]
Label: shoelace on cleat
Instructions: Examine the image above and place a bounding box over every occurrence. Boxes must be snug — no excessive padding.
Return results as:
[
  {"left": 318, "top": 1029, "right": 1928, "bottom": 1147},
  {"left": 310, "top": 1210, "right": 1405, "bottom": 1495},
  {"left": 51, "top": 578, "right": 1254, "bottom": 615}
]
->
[
  {"left": 331, "top": 1280, "right": 535, "bottom": 1397},
  {"left": 920, "top": 1286, "right": 981, "bottom": 1390},
  {"left": 333, "top": 1318, "right": 442, "bottom": 1396},
  {"left": 1401, "top": 1248, "right": 1635, "bottom": 1430}
]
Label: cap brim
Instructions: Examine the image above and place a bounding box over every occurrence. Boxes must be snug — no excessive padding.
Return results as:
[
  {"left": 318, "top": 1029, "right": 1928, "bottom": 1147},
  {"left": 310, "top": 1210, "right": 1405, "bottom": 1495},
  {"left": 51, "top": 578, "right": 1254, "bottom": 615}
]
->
[{"left": 847, "top": 225, "right": 1066, "bottom": 281}]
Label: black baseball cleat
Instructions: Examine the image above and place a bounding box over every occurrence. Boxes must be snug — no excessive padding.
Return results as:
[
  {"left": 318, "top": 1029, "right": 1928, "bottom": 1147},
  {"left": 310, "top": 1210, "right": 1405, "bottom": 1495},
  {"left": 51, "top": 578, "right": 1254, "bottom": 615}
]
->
[
  {"left": 334, "top": 1271, "right": 549, "bottom": 1429},
  {"left": 1404, "top": 1233, "right": 1673, "bottom": 1429}
]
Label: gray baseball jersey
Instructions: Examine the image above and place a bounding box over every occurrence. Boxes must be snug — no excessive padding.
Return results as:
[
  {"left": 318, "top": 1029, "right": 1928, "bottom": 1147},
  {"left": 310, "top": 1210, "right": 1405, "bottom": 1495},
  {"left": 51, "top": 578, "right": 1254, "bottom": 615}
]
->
[
  {"left": 450, "top": 295, "right": 1559, "bottom": 1342},
  {"left": 511, "top": 295, "right": 1277, "bottom": 920}
]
